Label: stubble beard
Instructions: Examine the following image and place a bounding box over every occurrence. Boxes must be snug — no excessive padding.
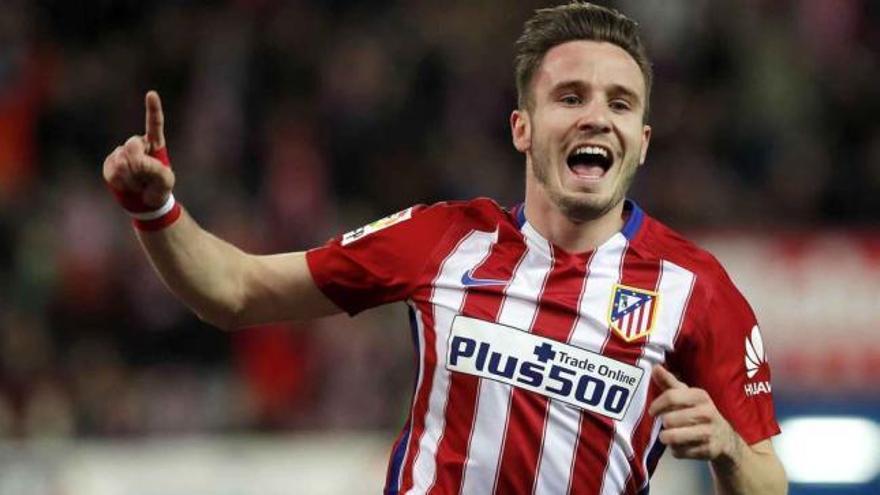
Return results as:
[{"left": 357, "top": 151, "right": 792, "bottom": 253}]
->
[{"left": 530, "top": 139, "right": 639, "bottom": 223}]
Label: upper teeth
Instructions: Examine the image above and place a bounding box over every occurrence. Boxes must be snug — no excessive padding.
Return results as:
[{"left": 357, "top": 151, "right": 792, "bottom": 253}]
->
[{"left": 574, "top": 146, "right": 608, "bottom": 158}]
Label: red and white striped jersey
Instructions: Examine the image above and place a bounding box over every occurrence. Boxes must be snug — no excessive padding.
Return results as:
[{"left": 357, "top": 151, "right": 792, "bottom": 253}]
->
[{"left": 306, "top": 198, "right": 779, "bottom": 495}]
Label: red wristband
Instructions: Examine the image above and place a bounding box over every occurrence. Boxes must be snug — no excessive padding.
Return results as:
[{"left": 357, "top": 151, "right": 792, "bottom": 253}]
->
[{"left": 131, "top": 194, "right": 184, "bottom": 231}]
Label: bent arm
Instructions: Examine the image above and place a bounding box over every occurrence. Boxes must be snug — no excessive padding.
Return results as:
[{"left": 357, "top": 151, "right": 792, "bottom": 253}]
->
[
  {"left": 711, "top": 438, "right": 788, "bottom": 495},
  {"left": 650, "top": 367, "right": 787, "bottom": 495},
  {"left": 137, "top": 208, "right": 341, "bottom": 329}
]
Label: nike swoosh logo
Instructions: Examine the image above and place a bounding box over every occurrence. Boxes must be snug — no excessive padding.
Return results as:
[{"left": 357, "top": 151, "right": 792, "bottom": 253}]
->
[{"left": 461, "top": 269, "right": 508, "bottom": 287}]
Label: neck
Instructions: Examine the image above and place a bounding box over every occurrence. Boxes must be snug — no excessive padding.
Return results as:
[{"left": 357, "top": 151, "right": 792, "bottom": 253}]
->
[{"left": 524, "top": 181, "right": 627, "bottom": 254}]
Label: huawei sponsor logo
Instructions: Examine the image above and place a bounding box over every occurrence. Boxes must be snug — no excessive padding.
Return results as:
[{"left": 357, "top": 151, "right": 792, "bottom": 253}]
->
[
  {"left": 745, "top": 325, "right": 766, "bottom": 378},
  {"left": 744, "top": 325, "right": 772, "bottom": 397}
]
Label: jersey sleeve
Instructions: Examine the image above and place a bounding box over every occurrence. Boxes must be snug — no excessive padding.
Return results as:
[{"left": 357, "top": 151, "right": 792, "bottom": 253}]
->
[
  {"left": 305, "top": 203, "right": 457, "bottom": 316},
  {"left": 674, "top": 267, "right": 780, "bottom": 445}
]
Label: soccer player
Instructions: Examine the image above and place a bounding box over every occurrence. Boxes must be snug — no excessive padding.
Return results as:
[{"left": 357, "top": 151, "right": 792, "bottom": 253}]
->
[{"left": 103, "top": 2, "right": 786, "bottom": 494}]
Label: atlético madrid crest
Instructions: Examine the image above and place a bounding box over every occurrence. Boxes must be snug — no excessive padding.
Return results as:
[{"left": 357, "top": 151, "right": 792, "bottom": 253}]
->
[{"left": 607, "top": 284, "right": 660, "bottom": 342}]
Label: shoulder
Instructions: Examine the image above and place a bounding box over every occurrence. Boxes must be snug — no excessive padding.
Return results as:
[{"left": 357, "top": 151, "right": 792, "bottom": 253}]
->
[
  {"left": 415, "top": 197, "right": 514, "bottom": 230},
  {"left": 434, "top": 197, "right": 511, "bottom": 219},
  {"left": 337, "top": 197, "right": 512, "bottom": 248},
  {"left": 633, "top": 213, "right": 743, "bottom": 303},
  {"left": 633, "top": 214, "right": 761, "bottom": 360}
]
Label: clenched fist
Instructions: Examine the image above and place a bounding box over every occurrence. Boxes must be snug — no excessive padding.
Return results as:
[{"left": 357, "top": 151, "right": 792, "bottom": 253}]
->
[{"left": 103, "top": 90, "right": 181, "bottom": 230}]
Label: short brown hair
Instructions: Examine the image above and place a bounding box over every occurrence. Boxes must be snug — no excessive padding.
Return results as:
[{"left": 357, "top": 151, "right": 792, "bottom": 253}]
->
[{"left": 515, "top": 1, "right": 653, "bottom": 119}]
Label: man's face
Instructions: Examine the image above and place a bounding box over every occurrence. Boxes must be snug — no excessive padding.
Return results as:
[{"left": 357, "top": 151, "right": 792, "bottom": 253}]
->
[{"left": 512, "top": 40, "right": 651, "bottom": 222}]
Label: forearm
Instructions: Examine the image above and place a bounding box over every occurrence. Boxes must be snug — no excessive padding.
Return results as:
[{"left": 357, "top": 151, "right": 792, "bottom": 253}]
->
[
  {"left": 711, "top": 436, "right": 787, "bottom": 495},
  {"left": 135, "top": 208, "right": 339, "bottom": 328},
  {"left": 136, "top": 209, "right": 251, "bottom": 329},
  {"left": 108, "top": 92, "right": 339, "bottom": 328}
]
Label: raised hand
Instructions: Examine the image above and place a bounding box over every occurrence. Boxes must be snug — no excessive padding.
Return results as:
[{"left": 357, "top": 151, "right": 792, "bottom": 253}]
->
[
  {"left": 103, "top": 90, "right": 175, "bottom": 210},
  {"left": 648, "top": 365, "right": 742, "bottom": 462},
  {"left": 103, "top": 91, "right": 181, "bottom": 230}
]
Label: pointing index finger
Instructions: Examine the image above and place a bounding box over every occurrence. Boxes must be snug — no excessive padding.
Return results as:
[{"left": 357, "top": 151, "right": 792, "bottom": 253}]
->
[
  {"left": 652, "top": 365, "right": 687, "bottom": 392},
  {"left": 145, "top": 90, "right": 166, "bottom": 152}
]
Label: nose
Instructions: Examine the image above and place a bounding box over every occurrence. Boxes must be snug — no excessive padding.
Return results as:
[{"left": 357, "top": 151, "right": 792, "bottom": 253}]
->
[{"left": 575, "top": 99, "right": 612, "bottom": 134}]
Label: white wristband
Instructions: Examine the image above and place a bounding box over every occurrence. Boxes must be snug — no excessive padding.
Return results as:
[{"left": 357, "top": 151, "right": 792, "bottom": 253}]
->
[{"left": 128, "top": 194, "right": 176, "bottom": 220}]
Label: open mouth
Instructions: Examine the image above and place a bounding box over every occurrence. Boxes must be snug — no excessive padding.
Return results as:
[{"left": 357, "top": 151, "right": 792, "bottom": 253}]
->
[{"left": 566, "top": 145, "right": 613, "bottom": 179}]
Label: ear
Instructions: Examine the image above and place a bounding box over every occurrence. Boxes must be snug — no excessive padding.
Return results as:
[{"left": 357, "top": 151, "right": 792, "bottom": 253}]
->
[
  {"left": 511, "top": 109, "right": 531, "bottom": 153},
  {"left": 639, "top": 124, "right": 652, "bottom": 165}
]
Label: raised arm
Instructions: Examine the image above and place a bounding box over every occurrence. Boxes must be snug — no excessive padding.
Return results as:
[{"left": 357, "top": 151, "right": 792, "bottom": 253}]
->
[{"left": 103, "top": 91, "right": 341, "bottom": 329}]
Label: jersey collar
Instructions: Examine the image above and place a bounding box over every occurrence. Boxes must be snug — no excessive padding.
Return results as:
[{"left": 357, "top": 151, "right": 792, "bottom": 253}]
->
[
  {"left": 621, "top": 199, "right": 644, "bottom": 241},
  {"left": 512, "top": 199, "right": 644, "bottom": 241}
]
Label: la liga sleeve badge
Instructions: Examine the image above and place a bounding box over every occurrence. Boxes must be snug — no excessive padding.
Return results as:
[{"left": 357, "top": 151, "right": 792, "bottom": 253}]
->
[{"left": 341, "top": 207, "right": 414, "bottom": 246}]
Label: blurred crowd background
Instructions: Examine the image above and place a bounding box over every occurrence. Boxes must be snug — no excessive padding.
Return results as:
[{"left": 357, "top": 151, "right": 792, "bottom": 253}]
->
[{"left": 0, "top": 0, "right": 878, "bottom": 452}]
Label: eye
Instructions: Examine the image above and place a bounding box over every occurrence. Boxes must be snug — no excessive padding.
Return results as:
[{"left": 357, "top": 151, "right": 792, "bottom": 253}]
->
[
  {"left": 609, "top": 99, "right": 632, "bottom": 112},
  {"left": 560, "top": 94, "right": 582, "bottom": 106}
]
